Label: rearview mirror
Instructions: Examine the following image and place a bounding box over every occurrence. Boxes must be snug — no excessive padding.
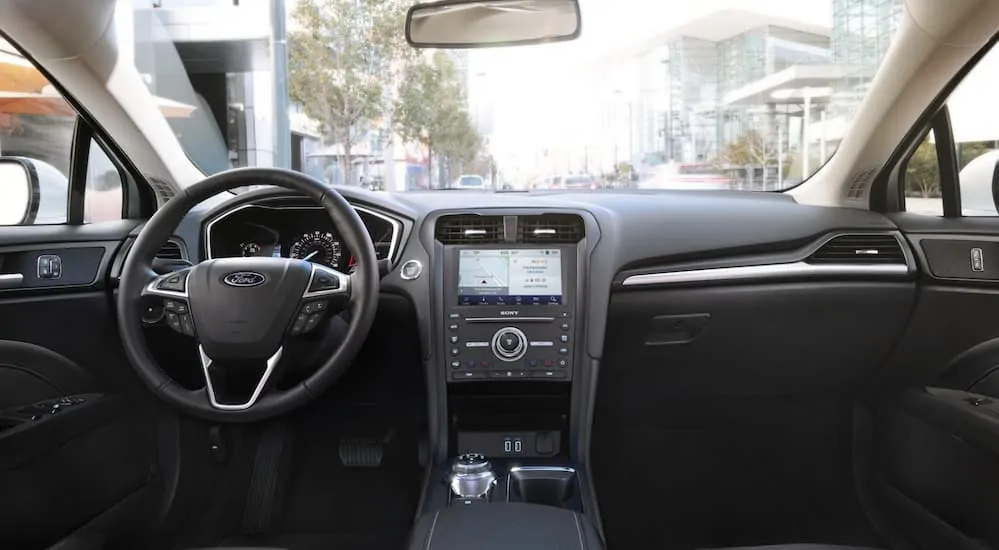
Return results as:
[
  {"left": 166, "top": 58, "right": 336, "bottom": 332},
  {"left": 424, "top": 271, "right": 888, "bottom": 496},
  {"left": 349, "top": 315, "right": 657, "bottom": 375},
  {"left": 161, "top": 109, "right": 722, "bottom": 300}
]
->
[
  {"left": 0, "top": 158, "right": 40, "bottom": 225},
  {"left": 406, "top": 0, "right": 581, "bottom": 49}
]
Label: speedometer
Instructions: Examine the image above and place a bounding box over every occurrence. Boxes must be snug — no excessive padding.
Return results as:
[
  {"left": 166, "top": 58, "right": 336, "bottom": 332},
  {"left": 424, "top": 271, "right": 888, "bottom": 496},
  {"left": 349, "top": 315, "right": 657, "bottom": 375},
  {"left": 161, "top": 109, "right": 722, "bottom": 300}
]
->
[{"left": 289, "top": 231, "right": 342, "bottom": 267}]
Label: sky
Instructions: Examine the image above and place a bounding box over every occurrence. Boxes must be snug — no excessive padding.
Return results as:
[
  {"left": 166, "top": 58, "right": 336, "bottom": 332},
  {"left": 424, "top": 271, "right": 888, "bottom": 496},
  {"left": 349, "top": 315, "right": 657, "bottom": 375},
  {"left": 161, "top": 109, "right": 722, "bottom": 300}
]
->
[{"left": 467, "top": 0, "right": 835, "bottom": 172}]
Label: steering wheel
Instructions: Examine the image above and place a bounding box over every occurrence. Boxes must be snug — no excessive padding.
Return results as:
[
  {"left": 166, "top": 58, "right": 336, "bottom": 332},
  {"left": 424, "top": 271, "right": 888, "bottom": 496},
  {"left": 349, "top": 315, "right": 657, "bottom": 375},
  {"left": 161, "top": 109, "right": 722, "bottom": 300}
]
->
[{"left": 117, "top": 168, "right": 379, "bottom": 422}]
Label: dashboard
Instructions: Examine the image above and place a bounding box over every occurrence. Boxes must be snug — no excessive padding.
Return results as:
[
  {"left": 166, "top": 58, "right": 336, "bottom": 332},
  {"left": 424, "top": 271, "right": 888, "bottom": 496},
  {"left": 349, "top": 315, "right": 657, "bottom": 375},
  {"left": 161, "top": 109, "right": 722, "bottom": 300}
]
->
[{"left": 204, "top": 199, "right": 402, "bottom": 271}]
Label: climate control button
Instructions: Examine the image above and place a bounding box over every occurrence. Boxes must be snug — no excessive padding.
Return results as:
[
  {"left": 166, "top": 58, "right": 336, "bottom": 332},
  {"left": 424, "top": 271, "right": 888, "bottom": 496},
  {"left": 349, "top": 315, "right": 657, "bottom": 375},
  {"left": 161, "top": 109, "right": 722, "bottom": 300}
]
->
[{"left": 491, "top": 327, "right": 528, "bottom": 362}]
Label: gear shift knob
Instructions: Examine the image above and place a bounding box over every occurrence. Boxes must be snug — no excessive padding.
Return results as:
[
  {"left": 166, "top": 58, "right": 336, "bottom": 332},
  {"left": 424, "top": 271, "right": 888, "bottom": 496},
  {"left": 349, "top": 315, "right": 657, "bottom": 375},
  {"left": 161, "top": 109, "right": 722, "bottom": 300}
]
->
[{"left": 448, "top": 453, "right": 497, "bottom": 500}]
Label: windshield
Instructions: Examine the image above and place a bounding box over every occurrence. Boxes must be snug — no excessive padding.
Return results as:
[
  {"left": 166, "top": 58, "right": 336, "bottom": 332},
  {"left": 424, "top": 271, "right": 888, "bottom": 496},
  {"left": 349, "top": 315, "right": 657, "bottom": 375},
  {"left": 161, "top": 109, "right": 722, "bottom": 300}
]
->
[{"left": 127, "top": 0, "right": 902, "bottom": 193}]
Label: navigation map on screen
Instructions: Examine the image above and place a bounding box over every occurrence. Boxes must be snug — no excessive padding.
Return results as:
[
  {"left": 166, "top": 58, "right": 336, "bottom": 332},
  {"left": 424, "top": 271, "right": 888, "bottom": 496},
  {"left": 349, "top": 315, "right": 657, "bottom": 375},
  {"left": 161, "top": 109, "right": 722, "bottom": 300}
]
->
[{"left": 457, "top": 249, "right": 562, "bottom": 305}]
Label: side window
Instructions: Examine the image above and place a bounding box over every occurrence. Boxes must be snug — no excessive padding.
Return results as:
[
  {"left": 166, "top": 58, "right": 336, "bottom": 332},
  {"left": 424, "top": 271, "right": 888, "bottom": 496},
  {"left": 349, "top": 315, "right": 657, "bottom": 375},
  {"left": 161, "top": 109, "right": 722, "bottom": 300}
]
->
[
  {"left": 902, "top": 42, "right": 999, "bottom": 217},
  {"left": 0, "top": 39, "right": 123, "bottom": 226},
  {"left": 902, "top": 133, "right": 942, "bottom": 216}
]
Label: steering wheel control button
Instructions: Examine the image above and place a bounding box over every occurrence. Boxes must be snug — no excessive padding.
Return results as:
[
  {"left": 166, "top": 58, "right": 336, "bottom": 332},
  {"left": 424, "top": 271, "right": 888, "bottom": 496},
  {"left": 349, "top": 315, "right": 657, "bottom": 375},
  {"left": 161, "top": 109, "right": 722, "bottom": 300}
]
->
[
  {"left": 303, "top": 313, "right": 322, "bottom": 332},
  {"left": 400, "top": 259, "right": 423, "bottom": 280},
  {"left": 158, "top": 272, "right": 189, "bottom": 293},
  {"left": 491, "top": 327, "right": 528, "bottom": 362},
  {"left": 290, "top": 312, "right": 309, "bottom": 335},
  {"left": 302, "top": 300, "right": 326, "bottom": 314},
  {"left": 179, "top": 314, "right": 195, "bottom": 336},
  {"left": 309, "top": 274, "right": 339, "bottom": 292},
  {"left": 165, "top": 311, "right": 182, "bottom": 332}
]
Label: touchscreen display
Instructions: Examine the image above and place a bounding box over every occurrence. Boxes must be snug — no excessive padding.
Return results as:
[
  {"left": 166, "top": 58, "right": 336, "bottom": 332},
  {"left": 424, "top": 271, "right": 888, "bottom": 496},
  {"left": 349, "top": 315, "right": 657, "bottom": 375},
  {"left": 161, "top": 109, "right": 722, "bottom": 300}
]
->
[{"left": 458, "top": 249, "right": 562, "bottom": 305}]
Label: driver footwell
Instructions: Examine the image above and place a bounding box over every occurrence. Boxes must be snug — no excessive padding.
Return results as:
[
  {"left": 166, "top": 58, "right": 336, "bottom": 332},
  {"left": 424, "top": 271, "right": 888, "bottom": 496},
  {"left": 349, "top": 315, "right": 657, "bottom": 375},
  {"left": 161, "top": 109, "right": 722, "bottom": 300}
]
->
[{"left": 166, "top": 399, "right": 423, "bottom": 550}]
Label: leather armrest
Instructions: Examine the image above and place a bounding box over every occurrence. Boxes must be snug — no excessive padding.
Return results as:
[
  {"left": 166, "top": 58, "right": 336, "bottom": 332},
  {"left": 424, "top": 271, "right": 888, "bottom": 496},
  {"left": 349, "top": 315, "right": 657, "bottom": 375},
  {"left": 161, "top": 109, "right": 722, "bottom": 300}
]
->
[{"left": 408, "top": 503, "right": 603, "bottom": 550}]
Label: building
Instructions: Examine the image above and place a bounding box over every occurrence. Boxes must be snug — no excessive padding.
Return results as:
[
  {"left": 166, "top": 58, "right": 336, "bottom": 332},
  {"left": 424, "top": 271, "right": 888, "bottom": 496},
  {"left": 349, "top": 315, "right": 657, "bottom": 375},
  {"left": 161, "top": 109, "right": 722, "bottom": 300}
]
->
[
  {"left": 627, "top": 0, "right": 903, "bottom": 184},
  {"left": 123, "top": 0, "right": 319, "bottom": 176}
]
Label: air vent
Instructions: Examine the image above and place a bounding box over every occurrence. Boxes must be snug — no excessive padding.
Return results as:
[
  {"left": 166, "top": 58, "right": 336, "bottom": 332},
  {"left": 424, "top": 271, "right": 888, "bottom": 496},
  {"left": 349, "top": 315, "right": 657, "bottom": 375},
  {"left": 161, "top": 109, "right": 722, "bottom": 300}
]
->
[
  {"left": 518, "top": 214, "right": 584, "bottom": 244},
  {"left": 156, "top": 240, "right": 186, "bottom": 260},
  {"left": 435, "top": 215, "right": 503, "bottom": 244},
  {"left": 809, "top": 234, "right": 905, "bottom": 264},
  {"left": 148, "top": 176, "right": 176, "bottom": 204}
]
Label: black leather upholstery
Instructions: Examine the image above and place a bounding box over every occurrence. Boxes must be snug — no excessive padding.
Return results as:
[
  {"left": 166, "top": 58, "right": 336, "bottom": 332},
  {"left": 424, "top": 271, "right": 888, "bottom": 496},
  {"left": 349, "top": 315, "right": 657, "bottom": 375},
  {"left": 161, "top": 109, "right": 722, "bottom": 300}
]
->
[{"left": 408, "top": 503, "right": 603, "bottom": 550}]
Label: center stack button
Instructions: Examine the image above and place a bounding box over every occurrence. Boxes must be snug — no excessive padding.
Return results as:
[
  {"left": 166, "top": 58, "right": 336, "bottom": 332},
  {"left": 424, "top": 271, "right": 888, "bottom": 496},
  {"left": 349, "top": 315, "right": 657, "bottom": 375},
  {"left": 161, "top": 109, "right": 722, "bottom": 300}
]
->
[{"left": 491, "top": 327, "right": 528, "bottom": 362}]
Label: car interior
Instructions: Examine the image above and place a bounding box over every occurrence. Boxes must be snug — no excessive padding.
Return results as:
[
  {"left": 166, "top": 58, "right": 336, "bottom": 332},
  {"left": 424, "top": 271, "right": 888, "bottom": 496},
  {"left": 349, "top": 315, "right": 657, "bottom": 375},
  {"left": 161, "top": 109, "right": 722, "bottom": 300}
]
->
[{"left": 6, "top": 0, "right": 999, "bottom": 549}]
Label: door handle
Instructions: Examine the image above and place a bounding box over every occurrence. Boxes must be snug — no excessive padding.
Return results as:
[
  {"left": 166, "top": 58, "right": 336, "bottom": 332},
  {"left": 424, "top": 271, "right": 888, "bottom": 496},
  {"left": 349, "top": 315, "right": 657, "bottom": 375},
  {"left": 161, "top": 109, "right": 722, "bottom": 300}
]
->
[{"left": 0, "top": 273, "right": 24, "bottom": 288}]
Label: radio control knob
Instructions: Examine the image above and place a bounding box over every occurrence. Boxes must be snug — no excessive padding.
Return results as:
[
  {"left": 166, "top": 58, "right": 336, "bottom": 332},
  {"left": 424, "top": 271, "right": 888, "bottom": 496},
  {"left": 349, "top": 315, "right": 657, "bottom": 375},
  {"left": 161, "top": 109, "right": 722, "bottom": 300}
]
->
[{"left": 491, "top": 327, "right": 527, "bottom": 362}]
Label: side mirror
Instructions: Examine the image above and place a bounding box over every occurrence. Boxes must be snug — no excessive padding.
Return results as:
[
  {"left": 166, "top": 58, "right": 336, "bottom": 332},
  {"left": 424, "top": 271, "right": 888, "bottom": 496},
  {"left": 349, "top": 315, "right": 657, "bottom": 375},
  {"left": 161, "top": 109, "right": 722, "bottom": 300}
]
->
[
  {"left": 0, "top": 157, "right": 40, "bottom": 225},
  {"left": 406, "top": 0, "right": 581, "bottom": 49}
]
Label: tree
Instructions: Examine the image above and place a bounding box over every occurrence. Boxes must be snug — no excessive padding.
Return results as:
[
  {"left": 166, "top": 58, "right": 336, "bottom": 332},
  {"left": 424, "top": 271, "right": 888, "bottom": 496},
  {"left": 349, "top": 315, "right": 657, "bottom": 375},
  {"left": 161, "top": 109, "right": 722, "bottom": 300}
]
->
[
  {"left": 394, "top": 52, "right": 480, "bottom": 187},
  {"left": 904, "top": 137, "right": 940, "bottom": 198},
  {"left": 719, "top": 130, "right": 777, "bottom": 167},
  {"left": 288, "top": 0, "right": 411, "bottom": 186}
]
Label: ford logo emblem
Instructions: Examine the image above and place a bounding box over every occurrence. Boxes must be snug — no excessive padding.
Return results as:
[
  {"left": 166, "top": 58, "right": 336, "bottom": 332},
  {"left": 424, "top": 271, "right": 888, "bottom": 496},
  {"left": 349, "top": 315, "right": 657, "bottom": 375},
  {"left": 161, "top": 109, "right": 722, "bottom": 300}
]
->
[{"left": 223, "top": 271, "right": 266, "bottom": 288}]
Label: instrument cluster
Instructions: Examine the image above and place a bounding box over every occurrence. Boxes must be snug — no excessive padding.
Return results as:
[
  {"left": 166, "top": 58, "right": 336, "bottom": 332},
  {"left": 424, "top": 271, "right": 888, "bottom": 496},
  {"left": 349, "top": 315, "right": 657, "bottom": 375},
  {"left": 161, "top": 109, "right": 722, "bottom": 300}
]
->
[{"left": 206, "top": 201, "right": 400, "bottom": 271}]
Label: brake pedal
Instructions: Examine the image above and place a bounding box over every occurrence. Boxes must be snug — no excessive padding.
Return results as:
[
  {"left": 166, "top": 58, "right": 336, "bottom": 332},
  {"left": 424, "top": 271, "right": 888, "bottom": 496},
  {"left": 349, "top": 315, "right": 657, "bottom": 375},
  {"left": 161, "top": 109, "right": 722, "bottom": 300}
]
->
[{"left": 339, "top": 437, "right": 384, "bottom": 467}]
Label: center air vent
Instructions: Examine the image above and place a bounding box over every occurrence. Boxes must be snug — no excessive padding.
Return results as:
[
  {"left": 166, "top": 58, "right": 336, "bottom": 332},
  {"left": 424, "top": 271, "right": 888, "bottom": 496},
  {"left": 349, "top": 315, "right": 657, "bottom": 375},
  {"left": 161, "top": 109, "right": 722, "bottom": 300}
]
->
[
  {"left": 518, "top": 214, "right": 584, "bottom": 244},
  {"left": 435, "top": 214, "right": 503, "bottom": 244},
  {"left": 809, "top": 234, "right": 906, "bottom": 264},
  {"left": 156, "top": 240, "right": 186, "bottom": 260}
]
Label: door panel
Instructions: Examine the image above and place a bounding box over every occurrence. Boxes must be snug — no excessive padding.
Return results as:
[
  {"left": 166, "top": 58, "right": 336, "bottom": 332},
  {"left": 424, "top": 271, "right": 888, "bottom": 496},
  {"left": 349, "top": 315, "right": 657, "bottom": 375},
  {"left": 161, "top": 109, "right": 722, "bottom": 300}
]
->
[
  {"left": 870, "top": 224, "right": 999, "bottom": 549},
  {"left": 0, "top": 221, "right": 162, "bottom": 549}
]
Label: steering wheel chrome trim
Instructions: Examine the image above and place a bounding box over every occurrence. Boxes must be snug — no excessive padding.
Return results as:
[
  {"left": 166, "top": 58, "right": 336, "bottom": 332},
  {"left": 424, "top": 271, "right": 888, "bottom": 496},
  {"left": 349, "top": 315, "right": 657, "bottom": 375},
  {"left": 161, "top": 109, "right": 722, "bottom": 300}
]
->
[
  {"left": 142, "top": 270, "right": 191, "bottom": 299},
  {"left": 303, "top": 263, "right": 351, "bottom": 299},
  {"left": 199, "top": 345, "right": 284, "bottom": 410}
]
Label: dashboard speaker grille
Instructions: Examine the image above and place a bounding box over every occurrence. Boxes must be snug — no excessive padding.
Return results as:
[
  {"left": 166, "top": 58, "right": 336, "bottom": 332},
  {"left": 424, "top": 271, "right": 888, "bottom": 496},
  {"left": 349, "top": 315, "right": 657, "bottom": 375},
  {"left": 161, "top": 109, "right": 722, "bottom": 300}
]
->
[
  {"left": 809, "top": 234, "right": 905, "bottom": 264},
  {"left": 518, "top": 214, "right": 584, "bottom": 244},
  {"left": 435, "top": 214, "right": 504, "bottom": 244}
]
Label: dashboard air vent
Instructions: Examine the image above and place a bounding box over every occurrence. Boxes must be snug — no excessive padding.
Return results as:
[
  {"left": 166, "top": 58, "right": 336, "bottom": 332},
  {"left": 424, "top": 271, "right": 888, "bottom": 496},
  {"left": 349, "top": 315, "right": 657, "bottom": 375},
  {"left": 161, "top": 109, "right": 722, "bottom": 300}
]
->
[
  {"left": 809, "top": 234, "right": 905, "bottom": 264},
  {"left": 436, "top": 214, "right": 504, "bottom": 244},
  {"left": 156, "top": 240, "right": 186, "bottom": 261},
  {"left": 518, "top": 214, "right": 584, "bottom": 244}
]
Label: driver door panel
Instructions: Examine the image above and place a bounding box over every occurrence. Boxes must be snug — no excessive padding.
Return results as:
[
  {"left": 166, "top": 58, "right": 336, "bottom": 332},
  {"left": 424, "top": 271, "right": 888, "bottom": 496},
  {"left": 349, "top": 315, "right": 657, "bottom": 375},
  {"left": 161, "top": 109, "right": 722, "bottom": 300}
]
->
[{"left": 0, "top": 224, "right": 162, "bottom": 549}]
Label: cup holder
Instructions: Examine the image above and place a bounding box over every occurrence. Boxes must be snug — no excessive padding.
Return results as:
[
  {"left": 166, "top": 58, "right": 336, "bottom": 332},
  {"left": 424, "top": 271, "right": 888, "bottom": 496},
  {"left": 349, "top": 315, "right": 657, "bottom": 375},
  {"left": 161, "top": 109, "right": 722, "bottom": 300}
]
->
[{"left": 507, "top": 466, "right": 579, "bottom": 509}]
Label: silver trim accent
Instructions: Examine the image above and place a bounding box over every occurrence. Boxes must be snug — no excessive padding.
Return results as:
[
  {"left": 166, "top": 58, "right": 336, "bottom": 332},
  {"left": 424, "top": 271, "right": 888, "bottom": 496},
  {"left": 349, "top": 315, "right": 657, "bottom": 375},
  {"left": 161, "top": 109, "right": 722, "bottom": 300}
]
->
[
  {"left": 465, "top": 316, "right": 554, "bottom": 323},
  {"left": 204, "top": 202, "right": 404, "bottom": 265},
  {"left": 621, "top": 231, "right": 914, "bottom": 287},
  {"left": 199, "top": 345, "right": 283, "bottom": 411},
  {"left": 302, "top": 263, "right": 351, "bottom": 298},
  {"left": 529, "top": 341, "right": 554, "bottom": 347},
  {"left": 533, "top": 228, "right": 557, "bottom": 235},
  {"left": 464, "top": 228, "right": 487, "bottom": 236},
  {"left": 491, "top": 326, "right": 528, "bottom": 362},
  {"left": 621, "top": 261, "right": 909, "bottom": 287},
  {"left": 0, "top": 273, "right": 24, "bottom": 288},
  {"left": 508, "top": 465, "right": 577, "bottom": 473},
  {"left": 143, "top": 270, "right": 190, "bottom": 299},
  {"left": 399, "top": 259, "right": 423, "bottom": 280},
  {"left": 464, "top": 341, "right": 489, "bottom": 348}
]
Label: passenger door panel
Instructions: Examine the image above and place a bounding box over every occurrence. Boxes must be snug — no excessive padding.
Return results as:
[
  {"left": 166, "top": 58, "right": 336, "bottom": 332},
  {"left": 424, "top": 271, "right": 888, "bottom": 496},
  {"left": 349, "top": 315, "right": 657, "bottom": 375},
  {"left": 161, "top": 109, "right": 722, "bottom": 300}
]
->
[{"left": 870, "top": 219, "right": 999, "bottom": 549}]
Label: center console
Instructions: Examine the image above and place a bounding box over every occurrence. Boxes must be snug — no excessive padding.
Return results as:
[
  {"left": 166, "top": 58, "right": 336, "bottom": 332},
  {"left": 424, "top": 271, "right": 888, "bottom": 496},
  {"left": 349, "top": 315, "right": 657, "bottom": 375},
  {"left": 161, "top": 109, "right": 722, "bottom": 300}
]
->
[
  {"left": 444, "top": 245, "right": 577, "bottom": 382},
  {"left": 412, "top": 212, "right": 603, "bottom": 549}
]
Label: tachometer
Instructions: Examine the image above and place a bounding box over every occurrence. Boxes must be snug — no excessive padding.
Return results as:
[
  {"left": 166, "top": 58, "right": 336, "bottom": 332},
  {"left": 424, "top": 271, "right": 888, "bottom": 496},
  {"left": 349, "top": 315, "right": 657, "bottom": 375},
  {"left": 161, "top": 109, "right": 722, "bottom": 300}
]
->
[{"left": 289, "top": 231, "right": 342, "bottom": 266}]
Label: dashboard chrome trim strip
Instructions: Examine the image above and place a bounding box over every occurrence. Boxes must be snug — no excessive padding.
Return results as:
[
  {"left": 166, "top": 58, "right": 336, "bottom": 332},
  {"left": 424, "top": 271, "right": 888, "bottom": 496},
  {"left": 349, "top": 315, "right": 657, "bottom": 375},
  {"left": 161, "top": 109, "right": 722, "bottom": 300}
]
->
[
  {"left": 204, "top": 202, "right": 404, "bottom": 264},
  {"left": 621, "top": 261, "right": 910, "bottom": 287}
]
